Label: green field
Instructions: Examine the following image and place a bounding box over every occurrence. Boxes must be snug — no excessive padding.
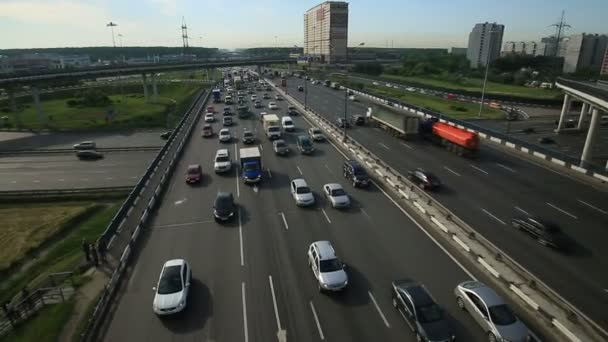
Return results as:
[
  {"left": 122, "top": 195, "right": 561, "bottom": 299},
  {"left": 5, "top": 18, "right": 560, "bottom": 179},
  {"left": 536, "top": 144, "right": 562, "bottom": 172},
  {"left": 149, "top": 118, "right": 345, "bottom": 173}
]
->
[{"left": 379, "top": 74, "right": 560, "bottom": 100}]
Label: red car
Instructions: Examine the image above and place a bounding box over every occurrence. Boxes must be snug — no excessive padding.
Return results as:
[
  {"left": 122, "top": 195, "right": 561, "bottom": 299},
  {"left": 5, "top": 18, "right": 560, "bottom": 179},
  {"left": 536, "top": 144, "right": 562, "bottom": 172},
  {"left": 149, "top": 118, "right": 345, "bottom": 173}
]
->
[
  {"left": 206, "top": 106, "right": 215, "bottom": 113},
  {"left": 186, "top": 164, "right": 202, "bottom": 184}
]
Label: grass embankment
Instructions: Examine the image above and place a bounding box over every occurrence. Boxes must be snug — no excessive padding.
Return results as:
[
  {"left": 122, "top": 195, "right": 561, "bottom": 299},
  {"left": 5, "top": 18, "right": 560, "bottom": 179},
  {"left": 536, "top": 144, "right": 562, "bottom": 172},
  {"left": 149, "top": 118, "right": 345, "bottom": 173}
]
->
[
  {"left": 7, "top": 83, "right": 203, "bottom": 130},
  {"left": 379, "top": 74, "right": 561, "bottom": 100},
  {"left": 0, "top": 201, "right": 122, "bottom": 305},
  {"left": 158, "top": 69, "right": 221, "bottom": 81},
  {"left": 4, "top": 299, "right": 76, "bottom": 342}
]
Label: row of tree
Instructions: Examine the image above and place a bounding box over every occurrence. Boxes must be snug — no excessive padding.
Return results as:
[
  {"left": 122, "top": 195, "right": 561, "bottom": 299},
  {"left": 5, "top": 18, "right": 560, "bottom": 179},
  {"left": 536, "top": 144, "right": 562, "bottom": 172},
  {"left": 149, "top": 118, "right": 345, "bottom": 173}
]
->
[{"left": 0, "top": 47, "right": 220, "bottom": 61}]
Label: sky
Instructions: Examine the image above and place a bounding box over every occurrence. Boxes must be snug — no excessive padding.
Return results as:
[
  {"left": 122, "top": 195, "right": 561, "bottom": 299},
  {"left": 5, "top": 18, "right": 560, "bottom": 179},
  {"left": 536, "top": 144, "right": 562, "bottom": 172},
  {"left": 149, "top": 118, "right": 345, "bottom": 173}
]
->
[{"left": 0, "top": 0, "right": 606, "bottom": 50}]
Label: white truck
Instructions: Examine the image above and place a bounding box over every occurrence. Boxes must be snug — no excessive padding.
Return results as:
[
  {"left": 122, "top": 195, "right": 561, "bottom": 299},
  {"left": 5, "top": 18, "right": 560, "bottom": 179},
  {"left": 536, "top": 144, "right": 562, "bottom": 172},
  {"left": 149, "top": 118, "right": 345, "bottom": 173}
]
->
[{"left": 263, "top": 114, "right": 281, "bottom": 140}]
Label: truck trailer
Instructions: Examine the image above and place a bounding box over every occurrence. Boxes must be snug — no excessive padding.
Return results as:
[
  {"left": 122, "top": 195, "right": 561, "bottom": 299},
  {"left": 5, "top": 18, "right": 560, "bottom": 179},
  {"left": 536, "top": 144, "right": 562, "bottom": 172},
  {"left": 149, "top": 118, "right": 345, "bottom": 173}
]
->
[
  {"left": 420, "top": 118, "right": 479, "bottom": 157},
  {"left": 369, "top": 103, "right": 419, "bottom": 140},
  {"left": 240, "top": 147, "right": 262, "bottom": 183}
]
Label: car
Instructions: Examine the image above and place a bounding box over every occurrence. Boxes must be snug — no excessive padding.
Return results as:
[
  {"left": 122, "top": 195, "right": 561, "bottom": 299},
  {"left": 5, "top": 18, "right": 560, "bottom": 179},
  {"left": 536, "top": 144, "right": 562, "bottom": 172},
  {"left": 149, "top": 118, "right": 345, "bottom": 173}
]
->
[
  {"left": 213, "top": 149, "right": 232, "bottom": 173},
  {"left": 406, "top": 87, "right": 417, "bottom": 92},
  {"left": 255, "top": 86, "right": 262, "bottom": 91},
  {"left": 152, "top": 259, "right": 191, "bottom": 315},
  {"left": 76, "top": 150, "right": 103, "bottom": 160},
  {"left": 213, "top": 192, "right": 236, "bottom": 222},
  {"left": 262, "top": 93, "right": 271, "bottom": 99},
  {"left": 385, "top": 83, "right": 392, "bottom": 88},
  {"left": 372, "top": 81, "right": 379, "bottom": 85},
  {"left": 308, "top": 127, "right": 325, "bottom": 141},
  {"left": 250, "top": 94, "right": 257, "bottom": 101},
  {"left": 290, "top": 178, "right": 315, "bottom": 206},
  {"left": 258, "top": 111, "right": 268, "bottom": 122},
  {"left": 268, "top": 102, "right": 278, "bottom": 110},
  {"left": 273, "top": 139, "right": 289, "bottom": 155},
  {"left": 307, "top": 241, "right": 348, "bottom": 292},
  {"left": 348, "top": 95, "right": 358, "bottom": 101},
  {"left": 287, "top": 105, "right": 298, "bottom": 115},
  {"left": 254, "top": 100, "right": 263, "bottom": 108},
  {"left": 160, "top": 130, "right": 173, "bottom": 139},
  {"left": 343, "top": 160, "right": 370, "bottom": 188},
  {"left": 219, "top": 128, "right": 231, "bottom": 142},
  {"left": 408, "top": 168, "right": 441, "bottom": 190},
  {"left": 206, "top": 106, "right": 214, "bottom": 113},
  {"left": 511, "top": 217, "right": 568, "bottom": 249},
  {"left": 223, "top": 106, "right": 232, "bottom": 115},
  {"left": 201, "top": 124, "right": 213, "bottom": 137},
  {"left": 242, "top": 130, "right": 255, "bottom": 144},
  {"left": 237, "top": 90, "right": 245, "bottom": 96},
  {"left": 281, "top": 116, "right": 295, "bottom": 132},
  {"left": 296, "top": 135, "right": 314, "bottom": 154},
  {"left": 185, "top": 164, "right": 202, "bottom": 183},
  {"left": 73, "top": 141, "right": 96, "bottom": 150},
  {"left": 391, "top": 279, "right": 455, "bottom": 342},
  {"left": 247, "top": 89, "right": 254, "bottom": 94},
  {"left": 222, "top": 116, "right": 233, "bottom": 126},
  {"left": 266, "top": 86, "right": 272, "bottom": 91},
  {"left": 351, "top": 115, "right": 365, "bottom": 126},
  {"left": 275, "top": 94, "right": 283, "bottom": 100},
  {"left": 336, "top": 117, "right": 350, "bottom": 128},
  {"left": 323, "top": 183, "right": 350, "bottom": 209},
  {"left": 225, "top": 96, "right": 233, "bottom": 105},
  {"left": 455, "top": 281, "right": 531, "bottom": 342},
  {"left": 204, "top": 113, "right": 215, "bottom": 122},
  {"left": 297, "top": 86, "right": 304, "bottom": 91}
]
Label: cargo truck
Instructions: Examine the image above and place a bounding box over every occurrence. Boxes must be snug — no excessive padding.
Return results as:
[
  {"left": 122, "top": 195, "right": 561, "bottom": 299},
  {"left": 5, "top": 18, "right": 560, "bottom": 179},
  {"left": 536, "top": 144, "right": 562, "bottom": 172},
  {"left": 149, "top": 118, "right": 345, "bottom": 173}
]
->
[
  {"left": 369, "top": 103, "right": 419, "bottom": 140},
  {"left": 213, "top": 89, "right": 222, "bottom": 103},
  {"left": 240, "top": 147, "right": 262, "bottom": 183},
  {"left": 263, "top": 114, "right": 281, "bottom": 140}
]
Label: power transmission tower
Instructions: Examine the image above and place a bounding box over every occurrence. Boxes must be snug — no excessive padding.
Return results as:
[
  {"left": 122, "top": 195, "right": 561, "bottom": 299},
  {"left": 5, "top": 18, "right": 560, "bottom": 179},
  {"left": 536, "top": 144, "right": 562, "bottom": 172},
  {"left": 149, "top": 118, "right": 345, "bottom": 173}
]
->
[
  {"left": 550, "top": 10, "right": 571, "bottom": 57},
  {"left": 181, "top": 16, "right": 189, "bottom": 54}
]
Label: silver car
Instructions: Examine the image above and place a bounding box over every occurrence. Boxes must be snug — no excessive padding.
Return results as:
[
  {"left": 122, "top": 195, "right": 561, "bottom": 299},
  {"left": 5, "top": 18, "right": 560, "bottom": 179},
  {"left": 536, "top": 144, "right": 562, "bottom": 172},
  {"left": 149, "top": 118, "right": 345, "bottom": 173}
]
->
[
  {"left": 323, "top": 183, "right": 350, "bottom": 209},
  {"left": 290, "top": 178, "right": 314, "bottom": 207},
  {"left": 153, "top": 259, "right": 191, "bottom": 315},
  {"left": 307, "top": 241, "right": 348, "bottom": 292},
  {"left": 308, "top": 127, "right": 325, "bottom": 141},
  {"left": 455, "top": 281, "right": 531, "bottom": 342}
]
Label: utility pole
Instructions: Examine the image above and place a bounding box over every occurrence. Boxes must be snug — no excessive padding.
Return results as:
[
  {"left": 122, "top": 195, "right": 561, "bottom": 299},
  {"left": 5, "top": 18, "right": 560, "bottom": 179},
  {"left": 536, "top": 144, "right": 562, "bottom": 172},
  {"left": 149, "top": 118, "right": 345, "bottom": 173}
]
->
[
  {"left": 181, "top": 17, "right": 189, "bottom": 55},
  {"left": 478, "top": 28, "right": 499, "bottom": 118},
  {"left": 106, "top": 22, "right": 118, "bottom": 48},
  {"left": 550, "top": 10, "right": 571, "bottom": 57}
]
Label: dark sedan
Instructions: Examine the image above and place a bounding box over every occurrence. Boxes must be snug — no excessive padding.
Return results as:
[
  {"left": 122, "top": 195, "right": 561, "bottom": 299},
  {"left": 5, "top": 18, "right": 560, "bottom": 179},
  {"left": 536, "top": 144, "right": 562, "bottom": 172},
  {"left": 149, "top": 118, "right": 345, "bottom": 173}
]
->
[
  {"left": 214, "top": 192, "right": 235, "bottom": 222},
  {"left": 408, "top": 168, "right": 441, "bottom": 190},
  {"left": 76, "top": 150, "right": 103, "bottom": 160},
  {"left": 511, "top": 217, "right": 569, "bottom": 250}
]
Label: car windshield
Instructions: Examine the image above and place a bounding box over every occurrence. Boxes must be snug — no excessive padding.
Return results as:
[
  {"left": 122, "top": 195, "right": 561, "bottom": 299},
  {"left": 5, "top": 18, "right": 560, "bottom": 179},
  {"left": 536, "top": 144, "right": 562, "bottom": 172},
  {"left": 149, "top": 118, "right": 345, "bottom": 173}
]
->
[
  {"left": 330, "top": 188, "right": 346, "bottom": 196},
  {"left": 215, "top": 196, "right": 233, "bottom": 209},
  {"left": 244, "top": 163, "right": 258, "bottom": 172},
  {"left": 275, "top": 142, "right": 286, "bottom": 148},
  {"left": 269, "top": 127, "right": 280, "bottom": 132},
  {"left": 296, "top": 186, "right": 311, "bottom": 194},
  {"left": 489, "top": 304, "right": 517, "bottom": 325},
  {"left": 300, "top": 139, "right": 311, "bottom": 147},
  {"left": 416, "top": 303, "right": 444, "bottom": 324},
  {"left": 216, "top": 156, "right": 229, "bottom": 162},
  {"left": 354, "top": 168, "right": 367, "bottom": 176},
  {"left": 187, "top": 167, "right": 199, "bottom": 174},
  {"left": 244, "top": 132, "right": 253, "bottom": 137},
  {"left": 157, "top": 265, "right": 183, "bottom": 294},
  {"left": 319, "top": 258, "right": 343, "bottom": 272},
  {"left": 312, "top": 129, "right": 321, "bottom": 134},
  {"left": 284, "top": 120, "right": 292, "bottom": 125}
]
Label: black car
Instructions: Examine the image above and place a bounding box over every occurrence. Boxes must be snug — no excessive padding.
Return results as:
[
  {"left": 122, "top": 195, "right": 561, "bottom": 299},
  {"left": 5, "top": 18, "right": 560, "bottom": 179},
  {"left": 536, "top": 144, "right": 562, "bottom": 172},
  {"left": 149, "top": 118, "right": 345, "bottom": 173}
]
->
[
  {"left": 160, "top": 130, "right": 173, "bottom": 139},
  {"left": 242, "top": 130, "right": 255, "bottom": 144},
  {"left": 351, "top": 115, "right": 365, "bottom": 126},
  {"left": 76, "top": 150, "right": 103, "bottom": 160},
  {"left": 296, "top": 135, "right": 315, "bottom": 154},
  {"left": 297, "top": 86, "right": 304, "bottom": 91},
  {"left": 213, "top": 192, "right": 235, "bottom": 222},
  {"left": 343, "top": 160, "right": 370, "bottom": 187},
  {"left": 336, "top": 117, "right": 350, "bottom": 128},
  {"left": 511, "top": 217, "right": 568, "bottom": 250},
  {"left": 391, "top": 279, "right": 455, "bottom": 342},
  {"left": 408, "top": 168, "right": 441, "bottom": 190},
  {"left": 288, "top": 106, "right": 299, "bottom": 116}
]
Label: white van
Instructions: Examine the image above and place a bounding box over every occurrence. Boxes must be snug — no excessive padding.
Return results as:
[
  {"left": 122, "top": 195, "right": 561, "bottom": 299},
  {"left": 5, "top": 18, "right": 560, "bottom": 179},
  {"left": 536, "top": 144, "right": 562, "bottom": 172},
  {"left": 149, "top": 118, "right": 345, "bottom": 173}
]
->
[{"left": 282, "top": 116, "right": 295, "bottom": 132}]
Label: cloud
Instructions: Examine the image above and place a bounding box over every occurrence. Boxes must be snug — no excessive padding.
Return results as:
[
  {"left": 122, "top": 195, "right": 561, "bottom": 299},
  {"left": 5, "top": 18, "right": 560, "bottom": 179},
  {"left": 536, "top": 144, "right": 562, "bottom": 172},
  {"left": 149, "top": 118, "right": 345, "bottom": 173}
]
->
[{"left": 0, "top": 0, "right": 108, "bottom": 28}]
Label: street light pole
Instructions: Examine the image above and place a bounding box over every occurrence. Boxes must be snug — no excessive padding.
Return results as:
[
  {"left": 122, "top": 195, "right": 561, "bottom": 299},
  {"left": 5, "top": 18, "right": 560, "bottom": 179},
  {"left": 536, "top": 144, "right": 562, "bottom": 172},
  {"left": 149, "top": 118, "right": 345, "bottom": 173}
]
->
[
  {"left": 343, "top": 88, "right": 347, "bottom": 141},
  {"left": 106, "top": 22, "right": 118, "bottom": 48},
  {"left": 478, "top": 29, "right": 497, "bottom": 118},
  {"left": 304, "top": 77, "right": 308, "bottom": 111}
]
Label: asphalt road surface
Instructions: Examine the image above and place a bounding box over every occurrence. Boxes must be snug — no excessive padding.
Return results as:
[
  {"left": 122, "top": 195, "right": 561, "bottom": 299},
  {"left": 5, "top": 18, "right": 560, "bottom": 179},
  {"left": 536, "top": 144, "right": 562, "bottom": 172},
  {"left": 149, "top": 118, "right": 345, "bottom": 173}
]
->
[
  {"left": 280, "top": 76, "right": 608, "bottom": 331},
  {"left": 0, "top": 151, "right": 156, "bottom": 190},
  {"left": 102, "top": 85, "right": 496, "bottom": 341}
]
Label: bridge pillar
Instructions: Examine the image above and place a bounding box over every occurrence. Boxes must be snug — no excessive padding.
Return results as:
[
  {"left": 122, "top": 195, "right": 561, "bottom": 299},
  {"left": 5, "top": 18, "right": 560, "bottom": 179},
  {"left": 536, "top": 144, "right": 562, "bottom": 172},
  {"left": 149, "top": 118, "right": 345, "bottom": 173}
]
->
[
  {"left": 580, "top": 108, "right": 601, "bottom": 168},
  {"left": 31, "top": 86, "right": 47, "bottom": 126},
  {"left": 151, "top": 73, "right": 159, "bottom": 103},
  {"left": 577, "top": 102, "right": 589, "bottom": 130},
  {"left": 142, "top": 73, "right": 149, "bottom": 102},
  {"left": 555, "top": 93, "right": 571, "bottom": 133}
]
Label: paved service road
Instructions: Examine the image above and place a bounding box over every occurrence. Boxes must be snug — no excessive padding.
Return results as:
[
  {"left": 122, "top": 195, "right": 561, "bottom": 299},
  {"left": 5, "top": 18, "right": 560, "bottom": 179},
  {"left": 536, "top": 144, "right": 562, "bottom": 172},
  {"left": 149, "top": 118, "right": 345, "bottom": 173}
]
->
[
  {"left": 103, "top": 84, "right": 493, "bottom": 341},
  {"left": 0, "top": 151, "right": 156, "bottom": 190},
  {"left": 281, "top": 76, "right": 608, "bottom": 330}
]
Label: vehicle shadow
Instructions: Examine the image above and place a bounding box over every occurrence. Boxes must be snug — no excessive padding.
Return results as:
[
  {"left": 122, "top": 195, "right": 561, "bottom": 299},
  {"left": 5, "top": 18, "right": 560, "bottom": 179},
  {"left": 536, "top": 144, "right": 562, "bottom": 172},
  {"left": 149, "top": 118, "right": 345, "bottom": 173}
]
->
[
  {"left": 327, "top": 263, "right": 370, "bottom": 307},
  {"left": 160, "top": 278, "right": 213, "bottom": 333},
  {"left": 558, "top": 235, "right": 592, "bottom": 258},
  {"left": 265, "top": 168, "right": 290, "bottom": 192},
  {"left": 443, "top": 310, "right": 478, "bottom": 342}
]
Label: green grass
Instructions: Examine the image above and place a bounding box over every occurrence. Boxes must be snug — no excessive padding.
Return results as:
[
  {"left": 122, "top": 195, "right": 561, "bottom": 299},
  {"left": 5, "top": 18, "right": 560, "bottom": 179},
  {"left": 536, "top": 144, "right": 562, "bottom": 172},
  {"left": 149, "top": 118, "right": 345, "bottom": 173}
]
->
[
  {"left": 5, "top": 299, "right": 76, "bottom": 342},
  {"left": 379, "top": 74, "right": 560, "bottom": 100},
  {"left": 0, "top": 202, "right": 122, "bottom": 305},
  {"left": 158, "top": 69, "right": 221, "bottom": 81}
]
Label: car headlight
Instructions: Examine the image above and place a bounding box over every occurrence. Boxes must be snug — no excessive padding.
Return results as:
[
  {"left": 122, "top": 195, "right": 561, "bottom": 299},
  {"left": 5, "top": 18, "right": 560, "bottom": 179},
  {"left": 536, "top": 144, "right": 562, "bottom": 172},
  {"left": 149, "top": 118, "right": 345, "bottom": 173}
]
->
[
  {"left": 343, "top": 280, "right": 348, "bottom": 286},
  {"left": 321, "top": 282, "right": 331, "bottom": 289}
]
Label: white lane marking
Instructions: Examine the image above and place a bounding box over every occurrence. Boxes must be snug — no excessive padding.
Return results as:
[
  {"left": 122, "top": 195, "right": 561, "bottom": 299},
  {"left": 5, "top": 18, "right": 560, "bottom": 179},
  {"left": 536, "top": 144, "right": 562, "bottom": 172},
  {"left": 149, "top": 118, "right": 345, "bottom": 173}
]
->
[
  {"left": 239, "top": 209, "right": 244, "bottom": 267},
  {"left": 9, "top": 180, "right": 17, "bottom": 184},
  {"left": 236, "top": 169, "right": 241, "bottom": 198},
  {"left": 378, "top": 142, "right": 390, "bottom": 150},
  {"left": 360, "top": 208, "right": 371, "bottom": 219},
  {"left": 309, "top": 301, "right": 325, "bottom": 340},
  {"left": 80, "top": 178, "right": 89, "bottom": 181},
  {"left": 547, "top": 202, "right": 578, "bottom": 219},
  {"left": 91, "top": 170, "right": 107, "bottom": 174},
  {"left": 296, "top": 165, "right": 303, "bottom": 175},
  {"left": 469, "top": 164, "right": 489, "bottom": 175},
  {"left": 58, "top": 179, "right": 65, "bottom": 182},
  {"left": 321, "top": 208, "right": 332, "bottom": 224},
  {"left": 400, "top": 142, "right": 412, "bottom": 149},
  {"left": 33, "top": 180, "right": 40, "bottom": 183},
  {"left": 577, "top": 199, "right": 607, "bottom": 215},
  {"left": 242, "top": 282, "right": 249, "bottom": 342},
  {"left": 515, "top": 206, "right": 530, "bottom": 216},
  {"left": 496, "top": 163, "right": 516, "bottom": 173},
  {"left": 259, "top": 144, "right": 264, "bottom": 151},
  {"left": 279, "top": 212, "right": 289, "bottom": 230},
  {"left": 482, "top": 208, "right": 506, "bottom": 225},
  {"left": 131, "top": 176, "right": 138, "bottom": 179},
  {"left": 267, "top": 168, "right": 272, "bottom": 179},
  {"left": 174, "top": 198, "right": 187, "bottom": 206},
  {"left": 105, "top": 177, "right": 114, "bottom": 180},
  {"left": 268, "top": 276, "right": 284, "bottom": 333},
  {"left": 324, "top": 164, "right": 335, "bottom": 176},
  {"left": 368, "top": 291, "right": 390, "bottom": 328},
  {"left": 443, "top": 166, "right": 461, "bottom": 177},
  {"left": 153, "top": 219, "right": 215, "bottom": 229}
]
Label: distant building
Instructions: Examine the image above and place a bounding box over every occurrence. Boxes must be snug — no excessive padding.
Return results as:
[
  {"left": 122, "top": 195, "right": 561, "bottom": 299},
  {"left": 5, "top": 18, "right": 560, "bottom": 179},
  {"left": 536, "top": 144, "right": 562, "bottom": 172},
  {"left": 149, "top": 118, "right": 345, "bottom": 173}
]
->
[
  {"left": 466, "top": 22, "right": 505, "bottom": 68},
  {"left": 303, "top": 1, "right": 349, "bottom": 64},
  {"left": 448, "top": 47, "right": 467, "bottom": 55},
  {"left": 561, "top": 33, "right": 608, "bottom": 73},
  {"left": 502, "top": 41, "right": 547, "bottom": 56},
  {"left": 601, "top": 48, "right": 608, "bottom": 75},
  {"left": 57, "top": 55, "right": 90, "bottom": 69},
  {"left": 0, "top": 55, "right": 12, "bottom": 75}
]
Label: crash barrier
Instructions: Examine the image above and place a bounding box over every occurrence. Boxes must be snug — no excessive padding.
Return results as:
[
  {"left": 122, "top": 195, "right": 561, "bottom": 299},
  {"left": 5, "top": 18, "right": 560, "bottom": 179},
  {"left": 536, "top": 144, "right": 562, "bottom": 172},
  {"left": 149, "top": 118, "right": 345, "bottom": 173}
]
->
[
  {"left": 269, "top": 79, "right": 606, "bottom": 342},
  {"left": 79, "top": 89, "right": 211, "bottom": 341},
  {"left": 0, "top": 187, "right": 133, "bottom": 202}
]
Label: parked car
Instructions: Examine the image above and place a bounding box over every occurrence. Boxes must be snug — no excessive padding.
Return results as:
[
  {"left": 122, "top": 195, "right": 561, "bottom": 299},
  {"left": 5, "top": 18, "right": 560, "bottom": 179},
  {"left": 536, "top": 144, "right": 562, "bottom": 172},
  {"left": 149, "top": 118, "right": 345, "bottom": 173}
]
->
[
  {"left": 185, "top": 164, "right": 202, "bottom": 184},
  {"left": 275, "top": 94, "right": 283, "bottom": 100},
  {"left": 219, "top": 128, "right": 231, "bottom": 142},
  {"left": 250, "top": 94, "right": 258, "bottom": 101},
  {"left": 254, "top": 100, "right": 263, "bottom": 108},
  {"left": 455, "top": 281, "right": 531, "bottom": 342},
  {"left": 152, "top": 259, "right": 191, "bottom": 315},
  {"left": 408, "top": 168, "right": 441, "bottom": 190},
  {"left": 273, "top": 139, "right": 289, "bottom": 155},
  {"left": 242, "top": 130, "right": 255, "bottom": 144},
  {"left": 290, "top": 178, "right": 315, "bottom": 206},
  {"left": 73, "top": 141, "right": 96, "bottom": 150},
  {"left": 308, "top": 127, "right": 325, "bottom": 141},
  {"left": 348, "top": 95, "right": 358, "bottom": 101},
  {"left": 297, "top": 86, "right": 304, "bottom": 92},
  {"left": 213, "top": 149, "right": 232, "bottom": 173},
  {"left": 213, "top": 192, "right": 235, "bottom": 222},
  {"left": 76, "top": 150, "right": 103, "bottom": 160},
  {"left": 287, "top": 105, "right": 298, "bottom": 115},
  {"left": 201, "top": 124, "right": 213, "bottom": 137},
  {"left": 343, "top": 160, "right": 370, "bottom": 188},
  {"left": 307, "top": 241, "right": 348, "bottom": 292},
  {"left": 296, "top": 135, "right": 314, "bottom": 154},
  {"left": 511, "top": 217, "right": 568, "bottom": 250},
  {"left": 323, "top": 183, "right": 350, "bottom": 209},
  {"left": 391, "top": 279, "right": 455, "bottom": 342}
]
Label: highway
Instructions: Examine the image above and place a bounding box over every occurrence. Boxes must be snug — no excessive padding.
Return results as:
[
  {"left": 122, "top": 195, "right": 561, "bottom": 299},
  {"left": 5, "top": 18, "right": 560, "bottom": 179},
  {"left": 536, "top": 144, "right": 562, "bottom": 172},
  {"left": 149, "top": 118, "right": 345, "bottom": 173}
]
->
[
  {"left": 102, "top": 83, "right": 493, "bottom": 341},
  {"left": 0, "top": 151, "right": 155, "bottom": 190},
  {"left": 280, "top": 76, "right": 608, "bottom": 330}
]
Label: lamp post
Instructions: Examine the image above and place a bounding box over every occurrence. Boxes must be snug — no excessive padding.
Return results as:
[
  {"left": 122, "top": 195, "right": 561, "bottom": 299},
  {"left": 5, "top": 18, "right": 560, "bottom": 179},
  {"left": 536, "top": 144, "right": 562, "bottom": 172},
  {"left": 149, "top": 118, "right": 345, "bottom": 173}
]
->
[
  {"left": 304, "top": 75, "right": 308, "bottom": 111},
  {"left": 106, "top": 22, "right": 118, "bottom": 48},
  {"left": 478, "top": 29, "right": 499, "bottom": 118},
  {"left": 343, "top": 87, "right": 348, "bottom": 141}
]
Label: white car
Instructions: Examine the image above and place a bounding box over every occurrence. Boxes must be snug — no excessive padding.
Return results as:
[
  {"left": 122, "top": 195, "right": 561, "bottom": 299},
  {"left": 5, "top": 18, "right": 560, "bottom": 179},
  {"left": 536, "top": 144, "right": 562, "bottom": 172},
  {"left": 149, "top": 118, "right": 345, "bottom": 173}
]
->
[
  {"left": 323, "top": 183, "right": 350, "bottom": 209},
  {"left": 290, "top": 178, "right": 314, "bottom": 207},
  {"left": 308, "top": 127, "right": 325, "bottom": 141},
  {"left": 307, "top": 241, "right": 348, "bottom": 292},
  {"left": 268, "top": 102, "right": 278, "bottom": 110},
  {"left": 204, "top": 113, "right": 214, "bottom": 122},
  {"left": 372, "top": 81, "right": 379, "bottom": 86},
  {"left": 385, "top": 83, "right": 392, "bottom": 88},
  {"left": 250, "top": 95, "right": 257, "bottom": 101},
  {"left": 73, "top": 141, "right": 96, "bottom": 150},
  {"left": 214, "top": 149, "right": 232, "bottom": 173},
  {"left": 219, "top": 128, "right": 231, "bottom": 142},
  {"left": 348, "top": 95, "right": 357, "bottom": 101},
  {"left": 275, "top": 94, "right": 283, "bottom": 100},
  {"left": 281, "top": 116, "right": 295, "bottom": 132},
  {"left": 152, "top": 259, "right": 191, "bottom": 315},
  {"left": 406, "top": 87, "right": 416, "bottom": 92}
]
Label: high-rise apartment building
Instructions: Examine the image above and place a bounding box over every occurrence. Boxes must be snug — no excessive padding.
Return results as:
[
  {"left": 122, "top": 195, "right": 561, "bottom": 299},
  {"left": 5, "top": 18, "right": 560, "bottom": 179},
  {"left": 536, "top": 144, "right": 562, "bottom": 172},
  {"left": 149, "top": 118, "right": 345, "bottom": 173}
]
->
[
  {"left": 466, "top": 22, "right": 504, "bottom": 68},
  {"left": 502, "top": 41, "right": 548, "bottom": 56},
  {"left": 601, "top": 47, "right": 608, "bottom": 75},
  {"left": 561, "top": 33, "right": 608, "bottom": 73},
  {"left": 303, "top": 1, "right": 349, "bottom": 64}
]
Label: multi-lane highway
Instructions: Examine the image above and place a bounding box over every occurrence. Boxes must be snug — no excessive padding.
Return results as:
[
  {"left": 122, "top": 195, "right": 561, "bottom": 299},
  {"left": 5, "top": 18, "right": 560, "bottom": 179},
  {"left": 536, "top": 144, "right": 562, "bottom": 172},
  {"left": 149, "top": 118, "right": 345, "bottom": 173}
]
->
[
  {"left": 102, "top": 83, "right": 501, "bottom": 341},
  {"left": 280, "top": 76, "right": 608, "bottom": 330},
  {"left": 0, "top": 151, "right": 155, "bottom": 190}
]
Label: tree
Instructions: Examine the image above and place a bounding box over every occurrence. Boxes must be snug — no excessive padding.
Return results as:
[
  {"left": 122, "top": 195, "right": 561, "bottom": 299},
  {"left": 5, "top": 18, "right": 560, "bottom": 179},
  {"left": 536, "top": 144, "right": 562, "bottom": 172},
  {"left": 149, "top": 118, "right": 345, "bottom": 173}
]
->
[{"left": 354, "top": 62, "right": 384, "bottom": 76}]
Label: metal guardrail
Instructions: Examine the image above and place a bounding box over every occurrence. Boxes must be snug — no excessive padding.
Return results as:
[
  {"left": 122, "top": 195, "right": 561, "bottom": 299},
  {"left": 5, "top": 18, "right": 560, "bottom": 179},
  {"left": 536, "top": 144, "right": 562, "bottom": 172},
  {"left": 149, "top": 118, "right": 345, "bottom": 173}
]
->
[{"left": 0, "top": 186, "right": 133, "bottom": 198}]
